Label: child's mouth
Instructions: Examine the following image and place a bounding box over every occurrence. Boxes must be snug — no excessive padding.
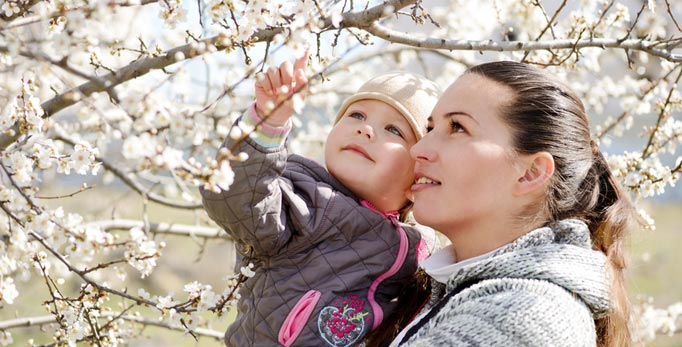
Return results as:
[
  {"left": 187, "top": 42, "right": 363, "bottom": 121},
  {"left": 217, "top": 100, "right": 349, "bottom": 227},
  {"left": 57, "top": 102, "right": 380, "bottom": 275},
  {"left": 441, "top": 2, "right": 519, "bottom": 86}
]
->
[{"left": 342, "top": 144, "right": 373, "bottom": 161}]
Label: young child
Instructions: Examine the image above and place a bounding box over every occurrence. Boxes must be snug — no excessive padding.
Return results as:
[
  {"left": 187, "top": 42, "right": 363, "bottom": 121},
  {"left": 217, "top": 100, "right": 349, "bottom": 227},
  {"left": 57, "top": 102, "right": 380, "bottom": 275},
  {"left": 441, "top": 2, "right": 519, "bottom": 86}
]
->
[{"left": 200, "top": 52, "right": 441, "bottom": 347}]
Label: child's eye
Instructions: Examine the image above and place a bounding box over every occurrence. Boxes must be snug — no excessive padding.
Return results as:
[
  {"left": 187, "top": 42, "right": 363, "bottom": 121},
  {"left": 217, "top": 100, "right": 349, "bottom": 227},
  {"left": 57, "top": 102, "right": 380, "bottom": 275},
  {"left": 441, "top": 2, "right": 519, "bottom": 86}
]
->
[
  {"left": 386, "top": 125, "right": 403, "bottom": 137},
  {"left": 348, "top": 112, "right": 365, "bottom": 120}
]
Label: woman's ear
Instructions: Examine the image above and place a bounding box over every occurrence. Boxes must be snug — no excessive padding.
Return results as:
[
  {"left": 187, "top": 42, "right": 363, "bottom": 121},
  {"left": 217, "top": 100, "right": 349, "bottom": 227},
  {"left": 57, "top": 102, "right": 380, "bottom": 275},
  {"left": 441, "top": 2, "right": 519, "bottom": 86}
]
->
[{"left": 513, "top": 151, "right": 555, "bottom": 196}]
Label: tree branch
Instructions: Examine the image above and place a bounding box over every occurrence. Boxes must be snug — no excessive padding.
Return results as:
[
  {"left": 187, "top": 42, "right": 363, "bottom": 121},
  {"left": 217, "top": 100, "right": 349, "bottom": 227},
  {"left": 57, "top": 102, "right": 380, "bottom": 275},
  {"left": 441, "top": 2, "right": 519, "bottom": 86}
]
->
[
  {"left": 25, "top": 227, "right": 161, "bottom": 308},
  {"left": 0, "top": 312, "right": 223, "bottom": 339},
  {"left": 0, "top": 0, "right": 158, "bottom": 29},
  {"left": 365, "top": 22, "right": 682, "bottom": 62},
  {"left": 0, "top": 0, "right": 417, "bottom": 150},
  {"left": 40, "top": 0, "right": 414, "bottom": 118},
  {"left": 54, "top": 133, "right": 203, "bottom": 210},
  {"left": 86, "top": 219, "right": 227, "bottom": 239}
]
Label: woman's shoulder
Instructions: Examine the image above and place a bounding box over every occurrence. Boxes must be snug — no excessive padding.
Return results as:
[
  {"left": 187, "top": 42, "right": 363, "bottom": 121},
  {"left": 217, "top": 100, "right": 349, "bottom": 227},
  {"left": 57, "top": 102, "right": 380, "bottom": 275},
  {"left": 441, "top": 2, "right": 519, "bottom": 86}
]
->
[
  {"left": 425, "top": 278, "right": 597, "bottom": 346},
  {"left": 451, "top": 277, "right": 593, "bottom": 315}
]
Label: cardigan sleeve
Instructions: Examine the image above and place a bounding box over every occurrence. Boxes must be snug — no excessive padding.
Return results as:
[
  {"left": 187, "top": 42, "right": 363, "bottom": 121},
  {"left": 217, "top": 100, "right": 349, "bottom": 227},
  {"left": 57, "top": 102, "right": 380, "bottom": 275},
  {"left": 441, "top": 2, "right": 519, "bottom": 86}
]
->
[{"left": 400, "top": 278, "right": 597, "bottom": 347}]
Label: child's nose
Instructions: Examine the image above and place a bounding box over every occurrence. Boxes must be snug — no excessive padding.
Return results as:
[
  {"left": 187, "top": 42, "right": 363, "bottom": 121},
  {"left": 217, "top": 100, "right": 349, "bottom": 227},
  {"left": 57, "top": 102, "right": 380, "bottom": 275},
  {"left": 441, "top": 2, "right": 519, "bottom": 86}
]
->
[{"left": 355, "top": 124, "right": 374, "bottom": 139}]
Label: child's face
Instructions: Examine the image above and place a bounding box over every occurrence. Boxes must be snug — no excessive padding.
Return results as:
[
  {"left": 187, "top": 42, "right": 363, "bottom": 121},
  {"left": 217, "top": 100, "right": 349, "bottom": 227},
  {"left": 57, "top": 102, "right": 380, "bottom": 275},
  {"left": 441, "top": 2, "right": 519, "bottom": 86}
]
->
[{"left": 325, "top": 99, "right": 418, "bottom": 212}]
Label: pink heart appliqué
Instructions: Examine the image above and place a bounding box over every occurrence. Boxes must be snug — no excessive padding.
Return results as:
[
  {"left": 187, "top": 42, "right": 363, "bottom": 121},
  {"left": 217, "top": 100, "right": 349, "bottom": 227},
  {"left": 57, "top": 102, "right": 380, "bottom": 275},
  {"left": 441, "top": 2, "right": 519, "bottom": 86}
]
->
[{"left": 317, "top": 305, "right": 366, "bottom": 347}]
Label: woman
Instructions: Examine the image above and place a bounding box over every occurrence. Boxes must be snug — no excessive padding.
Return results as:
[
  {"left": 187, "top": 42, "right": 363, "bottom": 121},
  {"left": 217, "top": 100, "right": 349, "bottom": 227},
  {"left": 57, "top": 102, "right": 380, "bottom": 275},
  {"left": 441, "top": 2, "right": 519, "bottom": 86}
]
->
[{"left": 384, "top": 61, "right": 633, "bottom": 347}]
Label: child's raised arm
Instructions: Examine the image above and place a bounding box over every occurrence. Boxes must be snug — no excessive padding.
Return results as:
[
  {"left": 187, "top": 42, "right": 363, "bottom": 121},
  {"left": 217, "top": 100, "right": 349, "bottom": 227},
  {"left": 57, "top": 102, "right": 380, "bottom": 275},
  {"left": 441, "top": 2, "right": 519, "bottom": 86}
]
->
[
  {"left": 254, "top": 50, "right": 309, "bottom": 127},
  {"left": 200, "top": 51, "right": 311, "bottom": 256}
]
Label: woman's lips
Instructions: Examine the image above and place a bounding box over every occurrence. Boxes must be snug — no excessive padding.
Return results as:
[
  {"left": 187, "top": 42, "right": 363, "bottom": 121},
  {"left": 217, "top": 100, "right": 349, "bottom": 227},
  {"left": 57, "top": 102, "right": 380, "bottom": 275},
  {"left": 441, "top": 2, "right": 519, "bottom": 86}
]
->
[{"left": 411, "top": 174, "right": 441, "bottom": 192}]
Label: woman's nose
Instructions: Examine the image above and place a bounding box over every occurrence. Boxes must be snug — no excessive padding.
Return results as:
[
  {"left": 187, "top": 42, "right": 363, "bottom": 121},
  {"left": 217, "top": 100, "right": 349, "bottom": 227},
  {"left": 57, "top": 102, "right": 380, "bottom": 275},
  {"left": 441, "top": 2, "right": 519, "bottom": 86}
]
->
[{"left": 411, "top": 134, "right": 435, "bottom": 161}]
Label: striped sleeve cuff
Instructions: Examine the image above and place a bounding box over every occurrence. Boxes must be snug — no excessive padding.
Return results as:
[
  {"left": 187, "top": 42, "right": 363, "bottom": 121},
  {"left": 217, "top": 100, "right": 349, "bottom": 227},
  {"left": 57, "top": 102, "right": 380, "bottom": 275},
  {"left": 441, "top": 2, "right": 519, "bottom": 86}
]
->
[{"left": 240, "top": 103, "right": 292, "bottom": 148}]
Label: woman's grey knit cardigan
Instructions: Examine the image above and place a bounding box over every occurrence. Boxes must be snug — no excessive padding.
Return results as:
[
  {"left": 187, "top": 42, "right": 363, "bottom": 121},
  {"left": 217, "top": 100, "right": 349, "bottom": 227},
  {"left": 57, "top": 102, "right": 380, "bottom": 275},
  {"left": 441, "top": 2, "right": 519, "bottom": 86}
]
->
[{"left": 398, "top": 219, "right": 610, "bottom": 347}]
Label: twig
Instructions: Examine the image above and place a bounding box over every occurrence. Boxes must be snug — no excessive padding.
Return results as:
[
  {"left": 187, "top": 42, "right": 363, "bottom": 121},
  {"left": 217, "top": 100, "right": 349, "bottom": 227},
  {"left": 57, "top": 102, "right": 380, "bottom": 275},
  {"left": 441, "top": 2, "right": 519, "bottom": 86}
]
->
[
  {"left": 620, "top": 1, "right": 647, "bottom": 42},
  {"left": 665, "top": 0, "right": 682, "bottom": 33},
  {"left": 595, "top": 66, "right": 681, "bottom": 139},
  {"left": 35, "top": 185, "right": 95, "bottom": 199},
  {"left": 641, "top": 68, "right": 682, "bottom": 159},
  {"left": 589, "top": 0, "right": 616, "bottom": 39}
]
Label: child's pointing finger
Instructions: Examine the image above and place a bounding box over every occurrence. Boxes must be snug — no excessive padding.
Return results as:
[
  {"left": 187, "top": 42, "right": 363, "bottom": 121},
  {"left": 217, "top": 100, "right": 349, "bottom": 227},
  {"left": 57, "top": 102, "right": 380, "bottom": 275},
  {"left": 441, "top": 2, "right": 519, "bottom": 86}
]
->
[
  {"left": 294, "top": 47, "right": 310, "bottom": 73},
  {"left": 280, "top": 61, "right": 294, "bottom": 90}
]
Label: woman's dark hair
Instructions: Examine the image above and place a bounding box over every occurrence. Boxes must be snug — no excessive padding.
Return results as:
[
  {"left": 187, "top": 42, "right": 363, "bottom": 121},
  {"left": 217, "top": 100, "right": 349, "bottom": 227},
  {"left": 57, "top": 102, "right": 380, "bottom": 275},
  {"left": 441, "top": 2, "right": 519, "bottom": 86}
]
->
[
  {"left": 361, "top": 269, "right": 431, "bottom": 347},
  {"left": 466, "top": 61, "right": 634, "bottom": 347}
]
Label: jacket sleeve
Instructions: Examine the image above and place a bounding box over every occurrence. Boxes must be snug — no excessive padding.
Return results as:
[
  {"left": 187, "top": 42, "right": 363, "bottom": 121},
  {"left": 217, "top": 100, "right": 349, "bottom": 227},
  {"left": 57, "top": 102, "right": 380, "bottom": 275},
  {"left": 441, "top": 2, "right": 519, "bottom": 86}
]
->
[
  {"left": 199, "top": 104, "right": 294, "bottom": 257},
  {"left": 400, "top": 279, "right": 597, "bottom": 347}
]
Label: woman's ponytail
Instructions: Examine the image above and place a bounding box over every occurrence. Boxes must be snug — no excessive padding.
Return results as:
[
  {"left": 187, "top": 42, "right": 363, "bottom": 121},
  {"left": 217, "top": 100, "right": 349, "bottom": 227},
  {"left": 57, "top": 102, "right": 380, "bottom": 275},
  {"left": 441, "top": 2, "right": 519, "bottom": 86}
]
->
[{"left": 585, "top": 145, "right": 635, "bottom": 347}]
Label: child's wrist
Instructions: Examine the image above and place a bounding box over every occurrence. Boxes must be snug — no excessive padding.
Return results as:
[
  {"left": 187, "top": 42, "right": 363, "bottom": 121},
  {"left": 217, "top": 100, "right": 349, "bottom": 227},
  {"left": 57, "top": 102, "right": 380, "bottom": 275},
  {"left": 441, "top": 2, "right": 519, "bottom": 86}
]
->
[
  {"left": 255, "top": 104, "right": 291, "bottom": 127},
  {"left": 241, "top": 103, "right": 291, "bottom": 148}
]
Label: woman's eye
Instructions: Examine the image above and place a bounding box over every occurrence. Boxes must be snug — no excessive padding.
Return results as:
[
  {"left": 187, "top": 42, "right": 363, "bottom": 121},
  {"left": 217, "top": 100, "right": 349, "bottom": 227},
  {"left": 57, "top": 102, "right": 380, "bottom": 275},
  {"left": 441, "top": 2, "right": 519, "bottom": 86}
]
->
[
  {"left": 386, "top": 125, "right": 403, "bottom": 137},
  {"left": 451, "top": 120, "right": 465, "bottom": 133},
  {"left": 349, "top": 112, "right": 365, "bottom": 120}
]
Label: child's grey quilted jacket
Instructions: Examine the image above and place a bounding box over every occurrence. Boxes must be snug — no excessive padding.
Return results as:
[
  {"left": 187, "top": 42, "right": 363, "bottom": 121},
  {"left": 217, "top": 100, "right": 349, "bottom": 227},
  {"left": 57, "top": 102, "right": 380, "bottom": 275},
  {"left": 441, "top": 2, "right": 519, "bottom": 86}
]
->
[{"left": 200, "top": 126, "right": 431, "bottom": 347}]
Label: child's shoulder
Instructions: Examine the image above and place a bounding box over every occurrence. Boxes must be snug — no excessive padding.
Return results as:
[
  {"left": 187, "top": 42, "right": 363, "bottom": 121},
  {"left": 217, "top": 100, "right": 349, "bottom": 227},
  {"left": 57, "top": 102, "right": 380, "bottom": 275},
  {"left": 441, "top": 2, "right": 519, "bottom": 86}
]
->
[
  {"left": 285, "top": 154, "right": 357, "bottom": 197},
  {"left": 286, "top": 154, "right": 326, "bottom": 173},
  {"left": 400, "top": 214, "right": 442, "bottom": 256}
]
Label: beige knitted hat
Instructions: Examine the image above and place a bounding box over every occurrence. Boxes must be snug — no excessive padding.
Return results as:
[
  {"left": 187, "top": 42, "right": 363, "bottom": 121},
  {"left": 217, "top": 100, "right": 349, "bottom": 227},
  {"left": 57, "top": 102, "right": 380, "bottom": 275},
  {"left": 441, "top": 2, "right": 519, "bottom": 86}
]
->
[{"left": 334, "top": 72, "right": 441, "bottom": 140}]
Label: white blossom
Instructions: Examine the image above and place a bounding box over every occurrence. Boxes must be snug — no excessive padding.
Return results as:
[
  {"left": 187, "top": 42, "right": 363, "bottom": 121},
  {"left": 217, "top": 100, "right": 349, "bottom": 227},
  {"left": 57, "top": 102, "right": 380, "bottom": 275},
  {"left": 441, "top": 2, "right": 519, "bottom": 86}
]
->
[
  {"left": 1, "top": 2, "right": 20, "bottom": 17},
  {"left": 0, "top": 331, "right": 12, "bottom": 347},
  {"left": 159, "top": 0, "right": 187, "bottom": 28},
  {"left": 69, "top": 143, "right": 99, "bottom": 175},
  {"left": 204, "top": 160, "right": 235, "bottom": 193},
  {"left": 156, "top": 294, "right": 178, "bottom": 309},
  {"left": 632, "top": 297, "right": 682, "bottom": 344},
  {"left": 122, "top": 133, "right": 156, "bottom": 161},
  {"left": 31, "top": 140, "right": 59, "bottom": 169},
  {"left": 240, "top": 263, "right": 256, "bottom": 278},
  {"left": 125, "top": 228, "right": 164, "bottom": 277},
  {"left": 8, "top": 151, "right": 34, "bottom": 185},
  {"left": 138, "top": 288, "right": 151, "bottom": 300},
  {"left": 0, "top": 277, "right": 19, "bottom": 304},
  {"left": 65, "top": 320, "right": 88, "bottom": 341},
  {"left": 647, "top": 0, "right": 656, "bottom": 13}
]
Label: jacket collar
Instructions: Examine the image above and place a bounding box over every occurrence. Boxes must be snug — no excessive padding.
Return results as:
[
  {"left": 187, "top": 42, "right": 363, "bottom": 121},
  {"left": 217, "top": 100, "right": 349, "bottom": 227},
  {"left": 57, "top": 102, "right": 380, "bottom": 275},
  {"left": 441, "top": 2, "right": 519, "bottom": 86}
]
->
[{"left": 360, "top": 200, "right": 400, "bottom": 220}]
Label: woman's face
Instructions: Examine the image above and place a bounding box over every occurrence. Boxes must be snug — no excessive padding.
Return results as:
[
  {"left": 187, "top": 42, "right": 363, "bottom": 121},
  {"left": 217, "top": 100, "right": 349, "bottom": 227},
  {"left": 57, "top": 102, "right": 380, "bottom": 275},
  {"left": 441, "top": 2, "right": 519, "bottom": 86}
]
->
[{"left": 410, "top": 73, "right": 523, "bottom": 234}]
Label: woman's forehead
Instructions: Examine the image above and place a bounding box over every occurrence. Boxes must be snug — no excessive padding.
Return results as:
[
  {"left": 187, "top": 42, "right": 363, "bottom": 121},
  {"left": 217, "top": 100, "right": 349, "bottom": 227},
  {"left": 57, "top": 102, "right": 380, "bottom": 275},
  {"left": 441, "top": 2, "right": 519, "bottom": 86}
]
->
[{"left": 434, "top": 75, "right": 514, "bottom": 113}]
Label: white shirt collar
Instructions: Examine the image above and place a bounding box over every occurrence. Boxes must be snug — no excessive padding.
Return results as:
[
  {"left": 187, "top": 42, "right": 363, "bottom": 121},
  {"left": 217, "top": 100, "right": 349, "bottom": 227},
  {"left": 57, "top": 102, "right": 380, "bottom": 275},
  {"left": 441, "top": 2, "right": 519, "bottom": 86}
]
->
[{"left": 421, "top": 244, "right": 502, "bottom": 284}]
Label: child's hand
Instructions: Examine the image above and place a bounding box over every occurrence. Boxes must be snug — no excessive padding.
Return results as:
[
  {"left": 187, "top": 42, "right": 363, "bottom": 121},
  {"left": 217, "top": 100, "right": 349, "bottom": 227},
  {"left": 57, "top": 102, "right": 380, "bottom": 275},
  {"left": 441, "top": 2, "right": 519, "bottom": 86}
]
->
[{"left": 255, "top": 49, "right": 309, "bottom": 127}]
